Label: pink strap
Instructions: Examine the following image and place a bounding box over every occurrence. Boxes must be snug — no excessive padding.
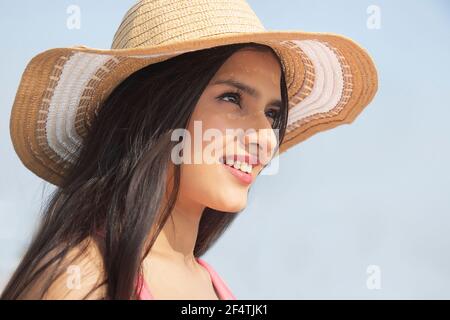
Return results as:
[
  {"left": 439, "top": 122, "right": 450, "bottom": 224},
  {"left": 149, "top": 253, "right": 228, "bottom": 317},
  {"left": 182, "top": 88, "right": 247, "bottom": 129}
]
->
[
  {"left": 136, "top": 273, "right": 154, "bottom": 299},
  {"left": 197, "top": 258, "right": 236, "bottom": 300}
]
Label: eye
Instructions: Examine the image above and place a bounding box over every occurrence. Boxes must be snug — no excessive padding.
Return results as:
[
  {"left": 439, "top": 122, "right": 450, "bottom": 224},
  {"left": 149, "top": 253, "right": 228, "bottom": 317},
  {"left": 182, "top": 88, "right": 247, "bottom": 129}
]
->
[
  {"left": 265, "top": 108, "right": 280, "bottom": 120},
  {"left": 217, "top": 91, "right": 242, "bottom": 108}
]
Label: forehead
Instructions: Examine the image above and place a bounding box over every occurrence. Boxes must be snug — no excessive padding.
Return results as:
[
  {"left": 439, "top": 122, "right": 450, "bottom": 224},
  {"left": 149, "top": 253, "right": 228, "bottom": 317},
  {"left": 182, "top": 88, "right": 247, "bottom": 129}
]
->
[{"left": 212, "top": 49, "right": 282, "bottom": 87}]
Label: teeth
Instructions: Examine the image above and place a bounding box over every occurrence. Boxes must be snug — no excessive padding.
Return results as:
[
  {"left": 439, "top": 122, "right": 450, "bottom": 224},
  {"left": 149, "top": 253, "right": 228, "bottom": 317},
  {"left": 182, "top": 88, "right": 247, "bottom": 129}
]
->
[
  {"left": 225, "top": 158, "right": 252, "bottom": 174},
  {"left": 242, "top": 163, "right": 253, "bottom": 174}
]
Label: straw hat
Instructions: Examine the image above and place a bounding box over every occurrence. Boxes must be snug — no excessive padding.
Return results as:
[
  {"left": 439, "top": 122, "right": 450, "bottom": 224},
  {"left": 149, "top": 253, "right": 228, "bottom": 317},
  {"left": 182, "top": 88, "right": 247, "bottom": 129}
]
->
[{"left": 9, "top": 0, "right": 378, "bottom": 187}]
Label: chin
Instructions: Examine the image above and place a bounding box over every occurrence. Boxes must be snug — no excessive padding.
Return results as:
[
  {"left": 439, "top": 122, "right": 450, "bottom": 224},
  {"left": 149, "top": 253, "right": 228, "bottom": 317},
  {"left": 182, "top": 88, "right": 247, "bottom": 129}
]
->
[
  {"left": 223, "top": 202, "right": 246, "bottom": 213},
  {"left": 209, "top": 193, "right": 248, "bottom": 213}
]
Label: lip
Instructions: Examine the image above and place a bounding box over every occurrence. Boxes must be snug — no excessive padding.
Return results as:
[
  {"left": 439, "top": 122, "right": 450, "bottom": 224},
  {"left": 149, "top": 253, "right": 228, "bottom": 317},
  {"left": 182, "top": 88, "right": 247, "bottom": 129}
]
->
[{"left": 222, "top": 163, "right": 253, "bottom": 185}]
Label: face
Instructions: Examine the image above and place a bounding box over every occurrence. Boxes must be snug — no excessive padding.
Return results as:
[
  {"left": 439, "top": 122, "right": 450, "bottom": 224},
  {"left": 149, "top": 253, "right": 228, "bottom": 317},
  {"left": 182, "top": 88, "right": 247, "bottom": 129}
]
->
[{"left": 172, "top": 48, "right": 282, "bottom": 213}]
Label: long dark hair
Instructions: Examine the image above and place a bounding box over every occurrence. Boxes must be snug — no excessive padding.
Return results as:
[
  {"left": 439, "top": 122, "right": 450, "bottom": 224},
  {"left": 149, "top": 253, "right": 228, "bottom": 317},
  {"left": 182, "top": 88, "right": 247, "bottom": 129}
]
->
[{"left": 1, "top": 42, "right": 289, "bottom": 299}]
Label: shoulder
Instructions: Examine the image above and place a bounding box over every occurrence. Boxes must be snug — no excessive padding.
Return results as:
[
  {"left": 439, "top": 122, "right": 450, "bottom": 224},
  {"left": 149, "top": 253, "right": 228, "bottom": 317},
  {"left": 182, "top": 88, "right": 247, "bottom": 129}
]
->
[
  {"left": 22, "top": 236, "right": 107, "bottom": 300},
  {"left": 44, "top": 236, "right": 107, "bottom": 300}
]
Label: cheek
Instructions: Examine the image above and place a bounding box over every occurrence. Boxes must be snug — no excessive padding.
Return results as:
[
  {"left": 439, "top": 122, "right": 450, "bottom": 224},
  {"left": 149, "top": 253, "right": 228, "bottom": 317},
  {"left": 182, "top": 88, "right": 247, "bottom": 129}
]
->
[
  {"left": 179, "top": 161, "right": 249, "bottom": 213},
  {"left": 188, "top": 93, "right": 239, "bottom": 135},
  {"left": 179, "top": 99, "right": 250, "bottom": 212}
]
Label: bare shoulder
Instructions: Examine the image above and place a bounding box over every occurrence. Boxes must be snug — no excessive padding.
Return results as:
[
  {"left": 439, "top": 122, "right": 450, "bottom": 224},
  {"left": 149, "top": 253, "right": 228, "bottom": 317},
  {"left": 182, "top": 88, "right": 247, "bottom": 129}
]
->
[
  {"left": 22, "top": 236, "right": 107, "bottom": 300},
  {"left": 44, "top": 236, "right": 107, "bottom": 299}
]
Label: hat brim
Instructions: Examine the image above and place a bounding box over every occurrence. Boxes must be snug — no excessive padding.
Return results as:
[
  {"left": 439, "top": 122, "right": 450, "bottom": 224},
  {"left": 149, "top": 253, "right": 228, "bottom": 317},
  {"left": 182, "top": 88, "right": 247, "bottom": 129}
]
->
[{"left": 9, "top": 30, "right": 378, "bottom": 186}]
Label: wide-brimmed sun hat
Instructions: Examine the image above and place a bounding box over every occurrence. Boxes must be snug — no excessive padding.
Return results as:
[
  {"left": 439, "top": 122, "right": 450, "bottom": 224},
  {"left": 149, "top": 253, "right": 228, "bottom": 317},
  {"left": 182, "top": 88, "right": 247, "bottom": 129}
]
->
[{"left": 9, "top": 0, "right": 378, "bottom": 187}]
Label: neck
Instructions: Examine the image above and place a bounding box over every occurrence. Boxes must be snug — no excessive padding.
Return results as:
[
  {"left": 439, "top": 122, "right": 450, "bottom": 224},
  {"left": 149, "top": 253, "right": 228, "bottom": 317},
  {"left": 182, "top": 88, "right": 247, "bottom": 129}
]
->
[{"left": 148, "top": 196, "right": 205, "bottom": 267}]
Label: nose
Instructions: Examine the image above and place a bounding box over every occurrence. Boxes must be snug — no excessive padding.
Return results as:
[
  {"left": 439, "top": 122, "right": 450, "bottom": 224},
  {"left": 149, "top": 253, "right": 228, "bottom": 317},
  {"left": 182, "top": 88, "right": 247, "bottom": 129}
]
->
[{"left": 242, "top": 119, "right": 279, "bottom": 166}]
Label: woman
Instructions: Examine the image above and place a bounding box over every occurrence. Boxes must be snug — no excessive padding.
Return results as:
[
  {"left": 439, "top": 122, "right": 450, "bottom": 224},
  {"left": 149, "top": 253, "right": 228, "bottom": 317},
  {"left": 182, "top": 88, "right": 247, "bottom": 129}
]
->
[{"left": 2, "top": 0, "right": 378, "bottom": 299}]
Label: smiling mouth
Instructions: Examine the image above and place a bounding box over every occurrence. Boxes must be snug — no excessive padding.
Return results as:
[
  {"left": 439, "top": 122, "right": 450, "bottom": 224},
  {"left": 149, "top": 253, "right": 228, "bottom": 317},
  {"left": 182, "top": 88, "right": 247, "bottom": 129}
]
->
[
  {"left": 218, "top": 154, "right": 259, "bottom": 185},
  {"left": 222, "top": 161, "right": 253, "bottom": 185},
  {"left": 218, "top": 154, "right": 259, "bottom": 173},
  {"left": 221, "top": 158, "right": 253, "bottom": 174}
]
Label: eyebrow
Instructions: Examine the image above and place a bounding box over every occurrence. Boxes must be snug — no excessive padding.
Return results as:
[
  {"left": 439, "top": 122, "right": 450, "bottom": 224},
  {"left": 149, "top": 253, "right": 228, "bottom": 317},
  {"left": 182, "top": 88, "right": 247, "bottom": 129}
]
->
[{"left": 212, "top": 78, "right": 282, "bottom": 109}]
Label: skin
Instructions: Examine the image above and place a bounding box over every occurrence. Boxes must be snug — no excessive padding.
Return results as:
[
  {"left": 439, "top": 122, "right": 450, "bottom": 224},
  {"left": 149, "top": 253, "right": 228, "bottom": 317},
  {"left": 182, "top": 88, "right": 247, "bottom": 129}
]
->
[
  {"left": 142, "top": 48, "right": 282, "bottom": 299},
  {"left": 36, "top": 48, "right": 282, "bottom": 300}
]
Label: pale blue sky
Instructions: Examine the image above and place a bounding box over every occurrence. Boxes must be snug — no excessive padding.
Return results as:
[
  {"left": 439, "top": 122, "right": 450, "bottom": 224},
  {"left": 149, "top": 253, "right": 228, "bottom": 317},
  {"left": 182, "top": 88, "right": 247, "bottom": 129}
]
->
[{"left": 1, "top": 0, "right": 450, "bottom": 299}]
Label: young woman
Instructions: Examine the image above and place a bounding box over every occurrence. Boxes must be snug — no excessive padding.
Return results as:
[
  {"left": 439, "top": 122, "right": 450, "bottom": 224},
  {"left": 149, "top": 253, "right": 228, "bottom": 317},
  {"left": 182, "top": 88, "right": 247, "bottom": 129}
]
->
[{"left": 2, "top": 0, "right": 378, "bottom": 299}]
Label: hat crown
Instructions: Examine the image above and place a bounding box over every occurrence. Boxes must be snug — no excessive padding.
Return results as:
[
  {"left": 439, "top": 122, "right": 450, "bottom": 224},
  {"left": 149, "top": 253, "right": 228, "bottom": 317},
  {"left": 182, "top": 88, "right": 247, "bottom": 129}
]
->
[{"left": 111, "top": 0, "right": 266, "bottom": 50}]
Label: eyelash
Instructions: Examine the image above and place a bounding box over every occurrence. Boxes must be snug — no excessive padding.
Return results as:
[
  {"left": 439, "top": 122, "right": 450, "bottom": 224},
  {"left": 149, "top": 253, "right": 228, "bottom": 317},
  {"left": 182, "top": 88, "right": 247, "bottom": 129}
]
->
[{"left": 217, "top": 91, "right": 280, "bottom": 120}]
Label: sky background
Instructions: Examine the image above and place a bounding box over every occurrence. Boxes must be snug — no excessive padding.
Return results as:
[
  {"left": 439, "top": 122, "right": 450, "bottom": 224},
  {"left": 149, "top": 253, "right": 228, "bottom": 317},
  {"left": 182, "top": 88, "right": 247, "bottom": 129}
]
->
[{"left": 1, "top": 0, "right": 450, "bottom": 299}]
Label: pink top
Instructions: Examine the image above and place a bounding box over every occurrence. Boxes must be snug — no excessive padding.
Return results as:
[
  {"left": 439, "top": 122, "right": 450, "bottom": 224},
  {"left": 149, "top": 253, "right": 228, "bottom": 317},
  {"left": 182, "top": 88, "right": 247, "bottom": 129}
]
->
[{"left": 136, "top": 257, "right": 236, "bottom": 300}]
